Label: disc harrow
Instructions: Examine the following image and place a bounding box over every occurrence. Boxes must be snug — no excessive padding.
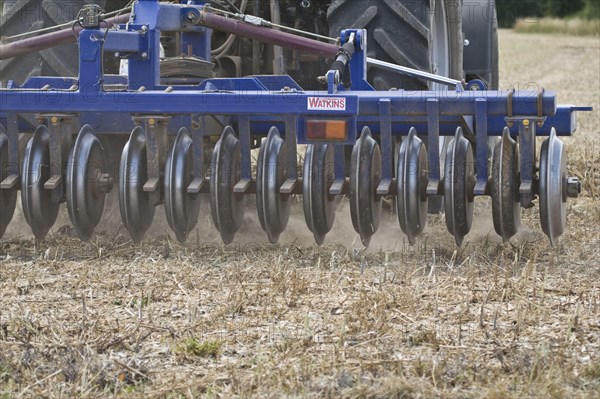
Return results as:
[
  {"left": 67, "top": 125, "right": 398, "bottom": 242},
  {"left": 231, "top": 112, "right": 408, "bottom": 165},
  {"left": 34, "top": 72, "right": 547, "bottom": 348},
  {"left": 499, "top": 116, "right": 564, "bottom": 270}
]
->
[
  {"left": 0, "top": 124, "right": 17, "bottom": 238},
  {"left": 0, "top": 0, "right": 591, "bottom": 247},
  {"left": 66, "top": 125, "right": 112, "bottom": 241},
  {"left": 396, "top": 128, "right": 428, "bottom": 246},
  {"left": 164, "top": 127, "right": 200, "bottom": 243},
  {"left": 21, "top": 125, "right": 61, "bottom": 241},
  {"left": 210, "top": 126, "right": 244, "bottom": 244},
  {"left": 256, "top": 126, "right": 292, "bottom": 244},
  {"left": 303, "top": 143, "right": 336, "bottom": 245},
  {"left": 119, "top": 125, "right": 156, "bottom": 243},
  {"left": 350, "top": 127, "right": 382, "bottom": 247},
  {"left": 444, "top": 128, "right": 475, "bottom": 247},
  {"left": 491, "top": 128, "right": 520, "bottom": 242}
]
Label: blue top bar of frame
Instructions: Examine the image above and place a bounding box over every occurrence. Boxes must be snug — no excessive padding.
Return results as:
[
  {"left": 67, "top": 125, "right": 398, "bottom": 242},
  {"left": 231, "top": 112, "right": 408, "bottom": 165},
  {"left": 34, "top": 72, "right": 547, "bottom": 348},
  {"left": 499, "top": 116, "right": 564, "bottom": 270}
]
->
[{"left": 0, "top": 88, "right": 557, "bottom": 117}]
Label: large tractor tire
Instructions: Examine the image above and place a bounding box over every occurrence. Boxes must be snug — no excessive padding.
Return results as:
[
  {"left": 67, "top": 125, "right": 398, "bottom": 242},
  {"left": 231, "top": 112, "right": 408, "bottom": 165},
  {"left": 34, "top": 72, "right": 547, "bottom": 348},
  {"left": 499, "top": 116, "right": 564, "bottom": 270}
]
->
[
  {"left": 327, "top": 0, "right": 464, "bottom": 91},
  {"left": 328, "top": 0, "right": 464, "bottom": 212},
  {"left": 0, "top": 0, "right": 128, "bottom": 86}
]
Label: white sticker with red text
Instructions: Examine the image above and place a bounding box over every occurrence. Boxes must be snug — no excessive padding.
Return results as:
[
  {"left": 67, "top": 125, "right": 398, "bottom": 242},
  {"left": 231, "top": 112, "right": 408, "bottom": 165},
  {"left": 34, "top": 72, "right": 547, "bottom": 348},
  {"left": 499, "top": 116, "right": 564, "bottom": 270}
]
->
[{"left": 307, "top": 97, "right": 347, "bottom": 111}]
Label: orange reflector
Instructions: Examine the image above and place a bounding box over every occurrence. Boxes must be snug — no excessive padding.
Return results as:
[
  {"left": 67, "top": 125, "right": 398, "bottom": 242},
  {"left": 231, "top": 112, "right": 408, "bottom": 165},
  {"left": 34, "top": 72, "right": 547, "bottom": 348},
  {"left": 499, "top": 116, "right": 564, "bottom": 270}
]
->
[{"left": 306, "top": 120, "right": 348, "bottom": 141}]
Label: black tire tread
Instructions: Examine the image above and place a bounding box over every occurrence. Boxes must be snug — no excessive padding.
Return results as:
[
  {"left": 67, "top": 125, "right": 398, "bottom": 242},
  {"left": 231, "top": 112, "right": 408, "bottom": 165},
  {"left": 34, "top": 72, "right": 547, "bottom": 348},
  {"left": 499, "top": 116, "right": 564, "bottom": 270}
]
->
[
  {"left": 1, "top": 0, "right": 127, "bottom": 85},
  {"left": 327, "top": 0, "right": 464, "bottom": 90}
]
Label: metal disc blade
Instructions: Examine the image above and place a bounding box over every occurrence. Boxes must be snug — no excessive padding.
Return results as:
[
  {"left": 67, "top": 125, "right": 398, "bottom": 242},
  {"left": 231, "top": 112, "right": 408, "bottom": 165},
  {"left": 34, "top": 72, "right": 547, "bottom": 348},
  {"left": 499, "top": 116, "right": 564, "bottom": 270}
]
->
[
  {"left": 444, "top": 127, "right": 475, "bottom": 247},
  {"left": 0, "top": 125, "right": 17, "bottom": 239},
  {"left": 396, "top": 128, "right": 428, "bottom": 245},
  {"left": 303, "top": 144, "right": 336, "bottom": 245},
  {"left": 256, "top": 126, "right": 290, "bottom": 244},
  {"left": 349, "top": 126, "right": 382, "bottom": 247},
  {"left": 66, "top": 125, "right": 107, "bottom": 241},
  {"left": 21, "top": 125, "right": 60, "bottom": 240},
  {"left": 119, "top": 126, "right": 155, "bottom": 243},
  {"left": 539, "top": 129, "right": 567, "bottom": 246},
  {"left": 165, "top": 127, "right": 200, "bottom": 243},
  {"left": 210, "top": 126, "right": 245, "bottom": 244},
  {"left": 491, "top": 128, "right": 520, "bottom": 241}
]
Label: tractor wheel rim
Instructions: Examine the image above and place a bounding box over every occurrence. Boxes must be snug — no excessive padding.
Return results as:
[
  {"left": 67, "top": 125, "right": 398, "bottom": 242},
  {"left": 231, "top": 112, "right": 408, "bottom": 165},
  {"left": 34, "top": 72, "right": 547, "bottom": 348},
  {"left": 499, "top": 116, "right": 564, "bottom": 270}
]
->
[{"left": 431, "top": 0, "right": 450, "bottom": 90}]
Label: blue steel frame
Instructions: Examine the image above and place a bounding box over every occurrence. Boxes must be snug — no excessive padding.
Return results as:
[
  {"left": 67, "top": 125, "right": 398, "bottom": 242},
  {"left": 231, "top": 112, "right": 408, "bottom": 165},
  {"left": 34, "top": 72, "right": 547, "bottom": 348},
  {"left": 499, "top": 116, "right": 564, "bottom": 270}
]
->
[{"left": 0, "top": 0, "right": 593, "bottom": 202}]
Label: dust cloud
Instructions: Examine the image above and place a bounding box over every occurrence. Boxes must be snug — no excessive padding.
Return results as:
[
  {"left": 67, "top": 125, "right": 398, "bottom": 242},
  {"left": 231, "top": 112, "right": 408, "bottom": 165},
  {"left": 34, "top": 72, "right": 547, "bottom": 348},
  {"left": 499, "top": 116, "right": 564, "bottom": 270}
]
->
[{"left": 4, "top": 185, "right": 542, "bottom": 253}]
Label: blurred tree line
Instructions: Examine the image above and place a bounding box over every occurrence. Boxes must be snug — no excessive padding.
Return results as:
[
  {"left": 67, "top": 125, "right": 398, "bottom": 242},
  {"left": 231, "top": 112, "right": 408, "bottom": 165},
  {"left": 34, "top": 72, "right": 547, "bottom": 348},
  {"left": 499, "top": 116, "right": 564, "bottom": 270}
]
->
[{"left": 497, "top": 0, "right": 600, "bottom": 28}]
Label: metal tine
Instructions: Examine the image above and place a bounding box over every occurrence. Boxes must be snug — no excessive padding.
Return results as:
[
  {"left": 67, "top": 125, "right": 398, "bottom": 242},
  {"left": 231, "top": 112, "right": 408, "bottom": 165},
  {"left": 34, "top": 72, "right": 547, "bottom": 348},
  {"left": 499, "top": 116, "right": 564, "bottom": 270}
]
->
[
  {"left": 377, "top": 99, "right": 393, "bottom": 195},
  {"left": 329, "top": 145, "right": 346, "bottom": 196},
  {"left": 280, "top": 114, "right": 299, "bottom": 195},
  {"left": 234, "top": 115, "right": 252, "bottom": 194},
  {"left": 187, "top": 114, "right": 206, "bottom": 194},
  {"left": 474, "top": 98, "right": 489, "bottom": 195},
  {"left": 426, "top": 99, "right": 441, "bottom": 196}
]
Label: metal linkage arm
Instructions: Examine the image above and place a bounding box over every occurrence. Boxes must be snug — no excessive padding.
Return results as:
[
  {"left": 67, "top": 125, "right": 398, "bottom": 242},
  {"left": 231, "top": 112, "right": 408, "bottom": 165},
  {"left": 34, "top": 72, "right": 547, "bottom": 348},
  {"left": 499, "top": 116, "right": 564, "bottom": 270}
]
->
[
  {"left": 188, "top": 10, "right": 464, "bottom": 88},
  {"left": 0, "top": 14, "right": 131, "bottom": 61},
  {"left": 186, "top": 7, "right": 339, "bottom": 57},
  {"left": 367, "top": 58, "right": 462, "bottom": 88}
]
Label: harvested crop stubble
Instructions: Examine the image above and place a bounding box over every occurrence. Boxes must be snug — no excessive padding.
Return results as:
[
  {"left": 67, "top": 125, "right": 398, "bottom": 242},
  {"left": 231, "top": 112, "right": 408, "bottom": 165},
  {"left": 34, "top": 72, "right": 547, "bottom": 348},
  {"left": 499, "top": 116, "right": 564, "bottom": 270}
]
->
[{"left": 1, "top": 30, "right": 599, "bottom": 398}]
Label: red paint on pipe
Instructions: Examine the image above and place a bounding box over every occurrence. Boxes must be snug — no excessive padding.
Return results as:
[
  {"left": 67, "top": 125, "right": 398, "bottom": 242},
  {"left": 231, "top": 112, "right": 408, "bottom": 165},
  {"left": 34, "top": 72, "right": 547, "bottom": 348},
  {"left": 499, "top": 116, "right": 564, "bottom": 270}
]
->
[
  {"left": 0, "top": 10, "right": 338, "bottom": 61},
  {"left": 199, "top": 11, "right": 338, "bottom": 58}
]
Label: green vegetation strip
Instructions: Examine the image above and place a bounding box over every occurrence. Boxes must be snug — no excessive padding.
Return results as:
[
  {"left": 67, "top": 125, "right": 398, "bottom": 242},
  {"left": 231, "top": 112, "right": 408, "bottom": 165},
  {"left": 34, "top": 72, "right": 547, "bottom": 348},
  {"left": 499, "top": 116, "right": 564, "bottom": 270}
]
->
[{"left": 514, "top": 17, "right": 600, "bottom": 36}]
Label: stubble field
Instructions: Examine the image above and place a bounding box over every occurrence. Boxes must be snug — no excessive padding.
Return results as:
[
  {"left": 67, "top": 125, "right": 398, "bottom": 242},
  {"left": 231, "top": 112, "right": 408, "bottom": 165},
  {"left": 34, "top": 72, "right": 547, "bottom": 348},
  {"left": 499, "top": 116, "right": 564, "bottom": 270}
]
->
[{"left": 1, "top": 30, "right": 599, "bottom": 398}]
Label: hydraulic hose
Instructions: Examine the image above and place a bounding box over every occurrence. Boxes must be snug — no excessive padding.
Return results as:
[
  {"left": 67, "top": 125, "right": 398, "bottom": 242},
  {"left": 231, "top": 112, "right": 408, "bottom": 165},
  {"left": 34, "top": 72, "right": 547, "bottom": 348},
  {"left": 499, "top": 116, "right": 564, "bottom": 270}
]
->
[{"left": 0, "top": 13, "right": 130, "bottom": 60}]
